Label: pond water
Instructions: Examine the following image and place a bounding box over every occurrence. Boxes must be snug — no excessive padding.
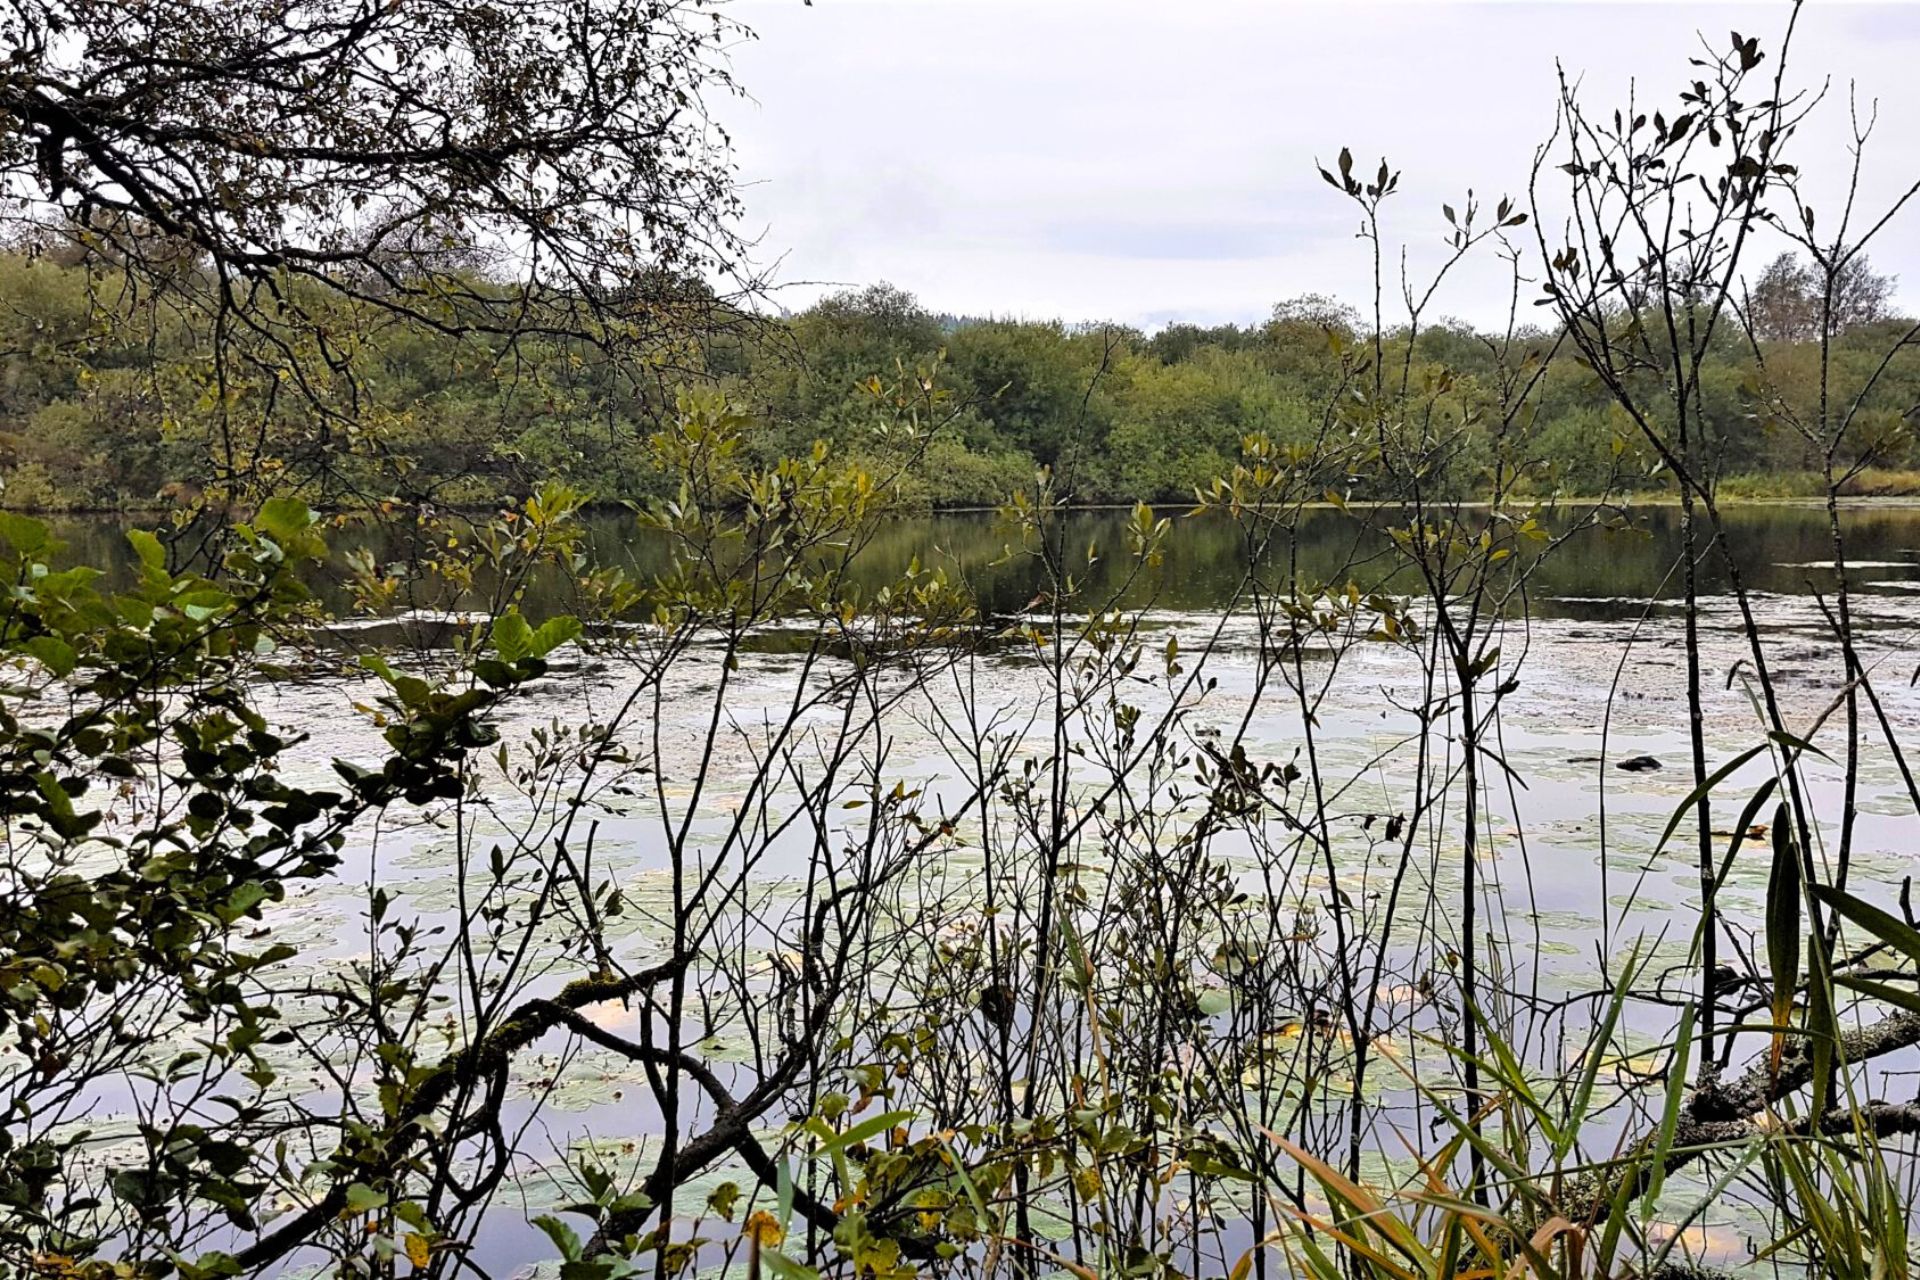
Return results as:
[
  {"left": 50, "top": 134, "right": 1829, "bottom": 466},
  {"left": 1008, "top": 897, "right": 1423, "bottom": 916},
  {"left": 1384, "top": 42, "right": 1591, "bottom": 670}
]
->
[
  {"left": 38, "top": 500, "right": 1920, "bottom": 620},
  {"left": 47, "top": 502, "right": 1920, "bottom": 1275}
]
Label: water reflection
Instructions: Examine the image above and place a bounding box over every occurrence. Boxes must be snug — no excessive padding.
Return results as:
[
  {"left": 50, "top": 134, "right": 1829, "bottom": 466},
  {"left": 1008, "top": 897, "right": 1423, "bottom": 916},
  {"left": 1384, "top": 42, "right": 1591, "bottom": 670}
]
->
[{"left": 33, "top": 503, "right": 1920, "bottom": 621}]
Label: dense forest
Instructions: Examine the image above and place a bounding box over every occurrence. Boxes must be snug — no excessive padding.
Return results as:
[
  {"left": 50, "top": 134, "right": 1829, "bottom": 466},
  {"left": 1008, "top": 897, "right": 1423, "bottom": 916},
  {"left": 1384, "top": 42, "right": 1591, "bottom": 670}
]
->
[{"left": 1, "top": 243, "right": 1915, "bottom": 512}]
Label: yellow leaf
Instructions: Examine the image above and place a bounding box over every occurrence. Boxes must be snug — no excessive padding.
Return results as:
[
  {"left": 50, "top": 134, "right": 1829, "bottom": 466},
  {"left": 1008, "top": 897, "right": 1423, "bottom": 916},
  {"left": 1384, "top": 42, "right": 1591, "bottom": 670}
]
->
[{"left": 403, "top": 1233, "right": 432, "bottom": 1268}]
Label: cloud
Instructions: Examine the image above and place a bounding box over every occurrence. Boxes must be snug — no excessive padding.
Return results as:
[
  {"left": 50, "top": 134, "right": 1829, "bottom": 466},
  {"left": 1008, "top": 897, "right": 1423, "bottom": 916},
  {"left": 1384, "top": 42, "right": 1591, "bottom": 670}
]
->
[
  {"left": 722, "top": 1, "right": 1920, "bottom": 329},
  {"left": 1031, "top": 214, "right": 1336, "bottom": 262}
]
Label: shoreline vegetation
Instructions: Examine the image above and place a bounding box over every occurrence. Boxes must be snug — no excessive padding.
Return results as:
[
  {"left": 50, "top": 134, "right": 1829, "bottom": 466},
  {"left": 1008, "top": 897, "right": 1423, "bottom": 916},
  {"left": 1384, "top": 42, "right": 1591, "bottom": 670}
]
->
[
  {"left": 20, "top": 486, "right": 1920, "bottom": 520},
  {"left": 0, "top": 248, "right": 1915, "bottom": 517}
]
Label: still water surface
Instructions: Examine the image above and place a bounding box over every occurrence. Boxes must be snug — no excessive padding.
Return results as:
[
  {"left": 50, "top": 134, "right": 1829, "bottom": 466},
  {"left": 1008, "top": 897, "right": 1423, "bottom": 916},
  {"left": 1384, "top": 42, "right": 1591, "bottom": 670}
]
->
[
  {"left": 47, "top": 502, "right": 1920, "bottom": 1273},
  {"left": 38, "top": 501, "right": 1920, "bottom": 618}
]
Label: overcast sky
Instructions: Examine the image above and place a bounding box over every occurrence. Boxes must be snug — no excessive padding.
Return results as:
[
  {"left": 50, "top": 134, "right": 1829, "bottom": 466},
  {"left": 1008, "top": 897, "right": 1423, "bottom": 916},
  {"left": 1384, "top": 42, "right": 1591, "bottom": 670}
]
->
[{"left": 718, "top": 1, "right": 1920, "bottom": 331}]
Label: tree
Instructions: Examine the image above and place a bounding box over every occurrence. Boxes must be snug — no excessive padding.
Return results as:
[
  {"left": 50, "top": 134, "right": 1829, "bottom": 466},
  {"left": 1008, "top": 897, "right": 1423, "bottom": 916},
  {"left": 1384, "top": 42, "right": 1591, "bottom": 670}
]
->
[
  {"left": 0, "top": 0, "right": 754, "bottom": 504},
  {"left": 1748, "top": 250, "right": 1897, "bottom": 342},
  {"left": 0, "top": 403, "right": 985, "bottom": 1278},
  {"left": 1143, "top": 321, "right": 1256, "bottom": 364},
  {"left": 1535, "top": 28, "right": 1920, "bottom": 1276},
  {"left": 1268, "top": 292, "right": 1359, "bottom": 334}
]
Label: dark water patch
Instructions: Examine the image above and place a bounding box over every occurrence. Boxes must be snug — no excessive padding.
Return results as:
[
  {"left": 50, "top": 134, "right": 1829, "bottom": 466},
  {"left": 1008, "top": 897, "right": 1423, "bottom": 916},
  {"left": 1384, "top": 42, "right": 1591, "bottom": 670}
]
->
[{"left": 32, "top": 503, "right": 1920, "bottom": 626}]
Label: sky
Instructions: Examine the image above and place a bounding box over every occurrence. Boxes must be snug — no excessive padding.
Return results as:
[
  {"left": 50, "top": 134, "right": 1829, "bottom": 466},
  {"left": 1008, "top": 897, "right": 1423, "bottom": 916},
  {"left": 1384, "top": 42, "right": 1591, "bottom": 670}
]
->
[{"left": 717, "top": 1, "right": 1920, "bottom": 331}]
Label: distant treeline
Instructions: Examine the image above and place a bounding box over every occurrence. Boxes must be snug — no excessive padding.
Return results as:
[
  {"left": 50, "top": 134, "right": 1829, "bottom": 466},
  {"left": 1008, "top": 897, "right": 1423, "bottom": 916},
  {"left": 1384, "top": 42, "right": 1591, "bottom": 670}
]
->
[{"left": 1, "top": 247, "right": 1915, "bottom": 511}]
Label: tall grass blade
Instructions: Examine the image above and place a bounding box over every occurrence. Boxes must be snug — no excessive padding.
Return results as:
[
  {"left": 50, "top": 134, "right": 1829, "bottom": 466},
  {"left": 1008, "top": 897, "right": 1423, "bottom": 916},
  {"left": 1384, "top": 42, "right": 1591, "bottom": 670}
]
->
[{"left": 1766, "top": 803, "right": 1802, "bottom": 1076}]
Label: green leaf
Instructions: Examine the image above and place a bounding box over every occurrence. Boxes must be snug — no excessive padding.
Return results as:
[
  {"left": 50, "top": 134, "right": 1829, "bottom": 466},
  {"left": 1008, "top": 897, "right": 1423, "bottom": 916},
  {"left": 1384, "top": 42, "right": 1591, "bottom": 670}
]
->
[
  {"left": 1810, "top": 882, "right": 1920, "bottom": 967},
  {"left": 117, "top": 596, "right": 155, "bottom": 628},
  {"left": 22, "top": 636, "right": 75, "bottom": 677},
  {"left": 343, "top": 1183, "right": 388, "bottom": 1216},
  {"left": 1556, "top": 943, "right": 1641, "bottom": 1163},
  {"left": 127, "top": 528, "right": 167, "bottom": 573},
  {"left": 1654, "top": 742, "right": 1768, "bottom": 855},
  {"left": 815, "top": 1108, "right": 914, "bottom": 1158},
  {"left": 223, "top": 881, "right": 270, "bottom": 921},
  {"left": 1805, "top": 926, "right": 1837, "bottom": 1119},
  {"left": 256, "top": 497, "right": 314, "bottom": 544},
  {"left": 0, "top": 511, "right": 48, "bottom": 554},
  {"left": 1834, "top": 975, "right": 1920, "bottom": 1017},
  {"left": 1766, "top": 727, "right": 1832, "bottom": 763},
  {"left": 531, "top": 1214, "right": 582, "bottom": 1261},
  {"left": 473, "top": 658, "right": 518, "bottom": 689},
  {"left": 775, "top": 1156, "right": 796, "bottom": 1237},
  {"left": 34, "top": 771, "right": 73, "bottom": 819},
  {"left": 1644, "top": 1140, "right": 1764, "bottom": 1276},
  {"left": 1461, "top": 996, "right": 1561, "bottom": 1148},
  {"left": 530, "top": 615, "right": 582, "bottom": 658},
  {"left": 174, "top": 1252, "right": 244, "bottom": 1280},
  {"left": 1641, "top": 1003, "right": 1694, "bottom": 1222},
  {"left": 494, "top": 611, "right": 534, "bottom": 664},
  {"left": 1712, "top": 776, "right": 1780, "bottom": 891}
]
